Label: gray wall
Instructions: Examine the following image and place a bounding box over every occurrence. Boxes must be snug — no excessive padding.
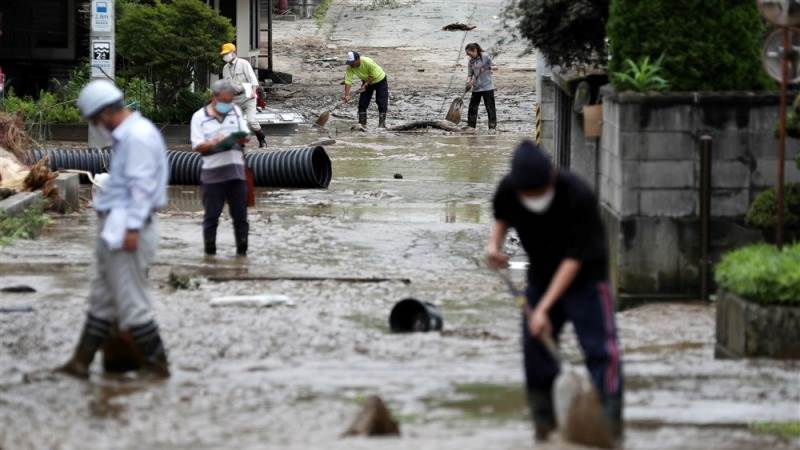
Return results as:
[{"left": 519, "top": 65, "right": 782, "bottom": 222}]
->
[{"left": 589, "top": 89, "right": 800, "bottom": 300}]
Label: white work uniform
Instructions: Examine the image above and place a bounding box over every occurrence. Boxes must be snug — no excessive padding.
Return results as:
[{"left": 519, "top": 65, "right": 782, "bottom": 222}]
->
[
  {"left": 90, "top": 112, "right": 168, "bottom": 329},
  {"left": 222, "top": 57, "right": 262, "bottom": 132}
]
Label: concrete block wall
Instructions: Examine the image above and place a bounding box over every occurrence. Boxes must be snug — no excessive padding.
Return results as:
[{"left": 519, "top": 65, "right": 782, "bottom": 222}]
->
[
  {"left": 588, "top": 89, "right": 800, "bottom": 298},
  {"left": 537, "top": 76, "right": 556, "bottom": 153}
]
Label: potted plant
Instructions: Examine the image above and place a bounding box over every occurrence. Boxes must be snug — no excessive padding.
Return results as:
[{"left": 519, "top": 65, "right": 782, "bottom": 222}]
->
[{"left": 714, "top": 243, "right": 800, "bottom": 359}]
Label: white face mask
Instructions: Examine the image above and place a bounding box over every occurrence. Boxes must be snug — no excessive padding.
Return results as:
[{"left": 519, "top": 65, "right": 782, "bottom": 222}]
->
[
  {"left": 93, "top": 122, "right": 113, "bottom": 144},
  {"left": 520, "top": 189, "right": 555, "bottom": 214},
  {"left": 223, "top": 53, "right": 235, "bottom": 63}
]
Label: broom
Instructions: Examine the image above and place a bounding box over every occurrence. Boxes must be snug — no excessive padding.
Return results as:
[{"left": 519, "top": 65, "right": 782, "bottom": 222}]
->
[
  {"left": 315, "top": 86, "right": 366, "bottom": 127},
  {"left": 445, "top": 82, "right": 472, "bottom": 125}
]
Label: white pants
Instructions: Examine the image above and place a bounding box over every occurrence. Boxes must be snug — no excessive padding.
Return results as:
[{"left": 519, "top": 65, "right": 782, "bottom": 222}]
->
[
  {"left": 88, "top": 217, "right": 159, "bottom": 329},
  {"left": 236, "top": 96, "right": 262, "bottom": 132}
]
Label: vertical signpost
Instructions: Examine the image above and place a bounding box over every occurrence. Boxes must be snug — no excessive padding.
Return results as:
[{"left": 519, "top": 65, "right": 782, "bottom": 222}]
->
[
  {"left": 757, "top": 0, "right": 800, "bottom": 248},
  {"left": 89, "top": 0, "right": 115, "bottom": 148}
]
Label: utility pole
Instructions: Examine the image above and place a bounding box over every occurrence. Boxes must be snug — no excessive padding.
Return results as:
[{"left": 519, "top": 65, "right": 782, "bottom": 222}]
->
[{"left": 89, "top": 0, "right": 115, "bottom": 149}]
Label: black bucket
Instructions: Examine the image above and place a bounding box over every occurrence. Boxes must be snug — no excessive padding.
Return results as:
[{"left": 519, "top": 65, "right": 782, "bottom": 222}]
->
[{"left": 389, "top": 298, "right": 443, "bottom": 333}]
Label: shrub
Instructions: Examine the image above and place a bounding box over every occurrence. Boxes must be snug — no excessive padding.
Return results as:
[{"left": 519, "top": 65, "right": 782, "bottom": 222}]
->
[
  {"left": 504, "top": 0, "right": 608, "bottom": 68},
  {"left": 0, "top": 201, "right": 52, "bottom": 247},
  {"left": 148, "top": 89, "right": 211, "bottom": 124},
  {"left": 745, "top": 183, "right": 800, "bottom": 230},
  {"left": 607, "top": 0, "right": 770, "bottom": 91},
  {"left": 715, "top": 243, "right": 800, "bottom": 304},
  {"left": 610, "top": 55, "right": 669, "bottom": 92},
  {"left": 117, "top": 0, "right": 233, "bottom": 109},
  {"left": 0, "top": 89, "right": 82, "bottom": 125}
]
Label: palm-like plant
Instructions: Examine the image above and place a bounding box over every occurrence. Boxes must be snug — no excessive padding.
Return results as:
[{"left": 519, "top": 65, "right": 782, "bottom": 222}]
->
[{"left": 611, "top": 55, "right": 669, "bottom": 92}]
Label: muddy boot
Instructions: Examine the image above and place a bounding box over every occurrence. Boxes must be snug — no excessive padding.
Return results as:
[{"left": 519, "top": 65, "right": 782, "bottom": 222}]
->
[
  {"left": 603, "top": 394, "right": 624, "bottom": 443},
  {"left": 57, "top": 314, "right": 111, "bottom": 379},
  {"left": 378, "top": 113, "right": 387, "bottom": 128},
  {"left": 203, "top": 229, "right": 216, "bottom": 256},
  {"left": 255, "top": 130, "right": 267, "bottom": 148},
  {"left": 358, "top": 112, "right": 367, "bottom": 127},
  {"left": 130, "top": 321, "right": 170, "bottom": 378},
  {"left": 235, "top": 230, "right": 248, "bottom": 257},
  {"left": 528, "top": 389, "right": 557, "bottom": 442}
]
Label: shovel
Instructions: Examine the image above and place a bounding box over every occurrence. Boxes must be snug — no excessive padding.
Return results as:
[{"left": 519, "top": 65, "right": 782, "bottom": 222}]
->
[
  {"left": 315, "top": 86, "right": 366, "bottom": 127},
  {"left": 445, "top": 82, "right": 472, "bottom": 125},
  {"left": 495, "top": 269, "right": 616, "bottom": 449}
]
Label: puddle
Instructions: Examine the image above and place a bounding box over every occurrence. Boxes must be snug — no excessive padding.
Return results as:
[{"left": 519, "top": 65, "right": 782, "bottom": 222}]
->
[{"left": 433, "top": 383, "right": 528, "bottom": 422}]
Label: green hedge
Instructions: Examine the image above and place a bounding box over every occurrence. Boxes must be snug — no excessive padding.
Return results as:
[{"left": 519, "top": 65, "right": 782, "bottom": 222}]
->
[
  {"left": 746, "top": 183, "right": 800, "bottom": 230},
  {"left": 607, "top": 0, "right": 770, "bottom": 91},
  {"left": 715, "top": 243, "right": 800, "bottom": 305}
]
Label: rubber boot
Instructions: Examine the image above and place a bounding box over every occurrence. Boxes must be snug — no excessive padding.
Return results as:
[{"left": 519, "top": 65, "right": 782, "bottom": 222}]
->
[
  {"left": 358, "top": 112, "right": 367, "bottom": 127},
  {"left": 130, "top": 321, "right": 170, "bottom": 378},
  {"left": 235, "top": 229, "right": 248, "bottom": 257},
  {"left": 378, "top": 113, "right": 386, "bottom": 128},
  {"left": 203, "top": 229, "right": 216, "bottom": 256},
  {"left": 528, "top": 389, "right": 557, "bottom": 442},
  {"left": 603, "top": 394, "right": 624, "bottom": 442},
  {"left": 57, "top": 314, "right": 111, "bottom": 379},
  {"left": 255, "top": 130, "right": 267, "bottom": 148}
]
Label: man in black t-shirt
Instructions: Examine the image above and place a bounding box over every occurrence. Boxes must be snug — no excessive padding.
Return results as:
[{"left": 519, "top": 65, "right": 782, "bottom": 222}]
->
[{"left": 487, "top": 140, "right": 623, "bottom": 442}]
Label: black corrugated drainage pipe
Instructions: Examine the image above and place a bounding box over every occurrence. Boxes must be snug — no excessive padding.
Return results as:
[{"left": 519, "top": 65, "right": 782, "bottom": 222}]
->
[{"left": 28, "top": 147, "right": 332, "bottom": 188}]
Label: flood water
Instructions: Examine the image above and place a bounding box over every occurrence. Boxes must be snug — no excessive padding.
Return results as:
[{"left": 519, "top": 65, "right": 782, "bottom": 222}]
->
[{"left": 1, "top": 128, "right": 799, "bottom": 450}]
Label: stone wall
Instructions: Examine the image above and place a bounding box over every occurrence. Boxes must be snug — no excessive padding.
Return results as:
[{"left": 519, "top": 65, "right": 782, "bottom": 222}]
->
[
  {"left": 590, "top": 88, "right": 800, "bottom": 299},
  {"left": 716, "top": 291, "right": 800, "bottom": 359}
]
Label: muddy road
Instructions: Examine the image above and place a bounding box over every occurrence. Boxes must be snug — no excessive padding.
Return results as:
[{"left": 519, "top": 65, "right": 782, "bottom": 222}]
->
[
  {"left": 1, "top": 0, "right": 799, "bottom": 449},
  {"left": 2, "top": 131, "right": 798, "bottom": 450}
]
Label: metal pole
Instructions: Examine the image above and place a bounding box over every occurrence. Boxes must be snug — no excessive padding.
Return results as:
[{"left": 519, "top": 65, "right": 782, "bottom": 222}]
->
[
  {"left": 699, "top": 135, "right": 712, "bottom": 302},
  {"left": 777, "top": 27, "right": 789, "bottom": 249},
  {"left": 267, "top": 0, "right": 274, "bottom": 73}
]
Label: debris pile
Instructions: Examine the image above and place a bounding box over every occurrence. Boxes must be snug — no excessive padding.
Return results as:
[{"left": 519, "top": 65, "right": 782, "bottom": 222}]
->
[
  {"left": 342, "top": 395, "right": 401, "bottom": 437},
  {"left": 0, "top": 113, "right": 65, "bottom": 212},
  {"left": 442, "top": 23, "right": 476, "bottom": 31}
]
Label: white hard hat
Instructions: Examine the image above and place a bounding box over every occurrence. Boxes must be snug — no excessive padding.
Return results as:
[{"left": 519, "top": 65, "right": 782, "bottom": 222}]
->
[{"left": 77, "top": 79, "right": 124, "bottom": 118}]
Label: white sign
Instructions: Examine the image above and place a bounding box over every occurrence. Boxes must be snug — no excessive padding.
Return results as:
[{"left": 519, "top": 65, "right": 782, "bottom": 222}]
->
[
  {"left": 92, "top": 0, "right": 113, "bottom": 32},
  {"left": 91, "top": 40, "right": 114, "bottom": 79}
]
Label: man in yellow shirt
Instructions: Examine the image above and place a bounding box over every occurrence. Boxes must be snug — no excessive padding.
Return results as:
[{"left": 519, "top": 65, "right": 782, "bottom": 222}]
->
[{"left": 342, "top": 52, "right": 389, "bottom": 128}]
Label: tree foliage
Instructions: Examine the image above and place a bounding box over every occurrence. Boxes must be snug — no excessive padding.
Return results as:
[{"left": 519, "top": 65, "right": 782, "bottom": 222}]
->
[
  {"left": 117, "top": 0, "right": 234, "bottom": 107},
  {"left": 506, "top": 0, "right": 609, "bottom": 68},
  {"left": 608, "top": 0, "right": 770, "bottom": 91}
]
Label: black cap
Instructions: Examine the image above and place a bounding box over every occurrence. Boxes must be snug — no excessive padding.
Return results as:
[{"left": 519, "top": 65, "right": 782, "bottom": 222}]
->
[{"left": 510, "top": 140, "right": 553, "bottom": 190}]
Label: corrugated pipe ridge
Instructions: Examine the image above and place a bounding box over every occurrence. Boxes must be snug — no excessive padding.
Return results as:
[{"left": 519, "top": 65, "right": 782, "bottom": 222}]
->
[{"left": 28, "top": 147, "right": 332, "bottom": 188}]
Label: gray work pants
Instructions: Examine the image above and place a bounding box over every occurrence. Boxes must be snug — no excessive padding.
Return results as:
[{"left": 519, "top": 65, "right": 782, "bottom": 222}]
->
[
  {"left": 235, "top": 95, "right": 262, "bottom": 132},
  {"left": 88, "top": 217, "right": 159, "bottom": 329}
]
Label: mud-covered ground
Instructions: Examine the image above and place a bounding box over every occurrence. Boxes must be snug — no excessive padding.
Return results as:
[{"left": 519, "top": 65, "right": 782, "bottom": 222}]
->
[
  {"left": 266, "top": 0, "right": 536, "bottom": 133},
  {"left": 2, "top": 1, "right": 800, "bottom": 449}
]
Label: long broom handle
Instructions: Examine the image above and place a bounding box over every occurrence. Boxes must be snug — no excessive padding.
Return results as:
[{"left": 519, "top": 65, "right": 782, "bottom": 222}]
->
[
  {"left": 326, "top": 86, "right": 367, "bottom": 112},
  {"left": 495, "top": 268, "right": 561, "bottom": 362}
]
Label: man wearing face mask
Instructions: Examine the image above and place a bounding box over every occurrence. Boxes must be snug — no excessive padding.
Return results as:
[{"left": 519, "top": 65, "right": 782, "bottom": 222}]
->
[
  {"left": 220, "top": 42, "right": 266, "bottom": 148},
  {"left": 191, "top": 79, "right": 251, "bottom": 257},
  {"left": 59, "top": 79, "right": 170, "bottom": 378},
  {"left": 486, "top": 140, "right": 623, "bottom": 443}
]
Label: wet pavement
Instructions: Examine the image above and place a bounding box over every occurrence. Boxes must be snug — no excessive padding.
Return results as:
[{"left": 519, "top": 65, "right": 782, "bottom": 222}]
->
[
  {"left": 2, "top": 129, "right": 799, "bottom": 450},
  {"left": 2, "top": 0, "right": 800, "bottom": 448}
]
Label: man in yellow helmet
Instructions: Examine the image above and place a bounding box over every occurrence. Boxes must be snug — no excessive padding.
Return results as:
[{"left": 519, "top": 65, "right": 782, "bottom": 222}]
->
[{"left": 220, "top": 43, "right": 266, "bottom": 148}]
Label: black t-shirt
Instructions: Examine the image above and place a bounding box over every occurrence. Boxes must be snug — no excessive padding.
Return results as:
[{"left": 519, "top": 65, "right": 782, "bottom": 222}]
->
[{"left": 492, "top": 171, "right": 608, "bottom": 288}]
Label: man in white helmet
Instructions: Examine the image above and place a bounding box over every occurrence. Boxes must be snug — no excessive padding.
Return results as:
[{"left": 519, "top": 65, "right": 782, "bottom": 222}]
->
[
  {"left": 58, "top": 79, "right": 171, "bottom": 379},
  {"left": 220, "top": 42, "right": 267, "bottom": 148}
]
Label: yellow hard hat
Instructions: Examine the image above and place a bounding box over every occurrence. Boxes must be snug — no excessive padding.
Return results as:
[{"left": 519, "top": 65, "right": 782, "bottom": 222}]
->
[{"left": 220, "top": 43, "right": 236, "bottom": 55}]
